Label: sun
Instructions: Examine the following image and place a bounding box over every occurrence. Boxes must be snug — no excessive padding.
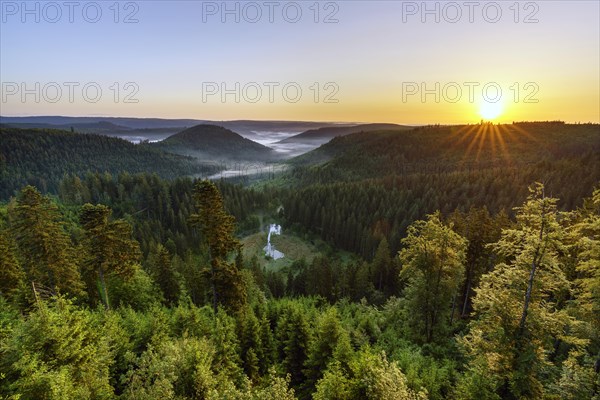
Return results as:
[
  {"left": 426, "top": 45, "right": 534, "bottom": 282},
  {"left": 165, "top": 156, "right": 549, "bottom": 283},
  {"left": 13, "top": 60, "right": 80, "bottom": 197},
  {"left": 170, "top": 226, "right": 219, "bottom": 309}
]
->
[{"left": 479, "top": 101, "right": 504, "bottom": 121}]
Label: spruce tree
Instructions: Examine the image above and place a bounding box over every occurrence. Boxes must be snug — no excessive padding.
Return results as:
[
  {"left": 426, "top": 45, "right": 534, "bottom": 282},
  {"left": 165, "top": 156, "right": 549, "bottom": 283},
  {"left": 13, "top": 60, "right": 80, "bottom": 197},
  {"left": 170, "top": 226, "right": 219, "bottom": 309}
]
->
[
  {"left": 189, "top": 180, "right": 246, "bottom": 313},
  {"left": 149, "top": 244, "right": 180, "bottom": 305},
  {"left": 0, "top": 226, "right": 24, "bottom": 301},
  {"left": 10, "top": 186, "right": 84, "bottom": 297},
  {"left": 460, "top": 183, "right": 578, "bottom": 399},
  {"left": 80, "top": 203, "right": 140, "bottom": 308},
  {"left": 399, "top": 211, "right": 467, "bottom": 344}
]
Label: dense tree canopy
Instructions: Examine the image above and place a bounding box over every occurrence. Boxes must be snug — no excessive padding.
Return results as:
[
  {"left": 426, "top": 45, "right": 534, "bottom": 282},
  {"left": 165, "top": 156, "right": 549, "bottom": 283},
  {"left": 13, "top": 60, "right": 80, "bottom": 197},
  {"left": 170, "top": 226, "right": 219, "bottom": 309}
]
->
[{"left": 1, "top": 122, "right": 599, "bottom": 399}]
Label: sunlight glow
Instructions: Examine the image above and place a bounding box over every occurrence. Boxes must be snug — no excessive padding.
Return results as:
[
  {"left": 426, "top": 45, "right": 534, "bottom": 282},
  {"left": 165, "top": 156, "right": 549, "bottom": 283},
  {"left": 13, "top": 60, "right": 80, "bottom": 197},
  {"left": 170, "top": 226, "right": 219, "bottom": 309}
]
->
[{"left": 479, "top": 101, "right": 504, "bottom": 121}]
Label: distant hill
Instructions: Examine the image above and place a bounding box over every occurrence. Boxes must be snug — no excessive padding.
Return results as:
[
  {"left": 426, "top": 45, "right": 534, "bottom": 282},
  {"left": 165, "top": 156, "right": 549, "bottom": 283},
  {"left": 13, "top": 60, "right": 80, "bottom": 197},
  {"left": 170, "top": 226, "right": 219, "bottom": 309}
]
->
[
  {"left": 0, "top": 116, "right": 344, "bottom": 137},
  {"left": 0, "top": 116, "right": 356, "bottom": 148},
  {"left": 152, "top": 124, "right": 279, "bottom": 162},
  {"left": 279, "top": 123, "right": 412, "bottom": 144},
  {"left": 0, "top": 127, "right": 217, "bottom": 199},
  {"left": 0, "top": 116, "right": 204, "bottom": 130},
  {"left": 3, "top": 121, "right": 132, "bottom": 133},
  {"left": 217, "top": 120, "right": 348, "bottom": 137},
  {"left": 291, "top": 122, "right": 600, "bottom": 175},
  {"left": 283, "top": 122, "right": 600, "bottom": 258}
]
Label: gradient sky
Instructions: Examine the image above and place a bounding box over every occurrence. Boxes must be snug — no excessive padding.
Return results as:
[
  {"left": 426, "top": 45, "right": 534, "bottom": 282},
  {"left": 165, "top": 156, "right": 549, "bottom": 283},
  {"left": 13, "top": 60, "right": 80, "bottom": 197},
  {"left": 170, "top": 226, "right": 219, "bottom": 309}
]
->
[{"left": 1, "top": 0, "right": 599, "bottom": 124}]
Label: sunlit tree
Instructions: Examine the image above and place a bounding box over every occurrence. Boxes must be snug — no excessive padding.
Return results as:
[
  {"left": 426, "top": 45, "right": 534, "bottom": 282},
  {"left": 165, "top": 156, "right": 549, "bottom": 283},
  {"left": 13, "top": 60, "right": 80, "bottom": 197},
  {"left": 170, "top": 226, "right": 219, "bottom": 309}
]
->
[
  {"left": 460, "top": 183, "right": 581, "bottom": 399},
  {"left": 399, "top": 212, "right": 467, "bottom": 343}
]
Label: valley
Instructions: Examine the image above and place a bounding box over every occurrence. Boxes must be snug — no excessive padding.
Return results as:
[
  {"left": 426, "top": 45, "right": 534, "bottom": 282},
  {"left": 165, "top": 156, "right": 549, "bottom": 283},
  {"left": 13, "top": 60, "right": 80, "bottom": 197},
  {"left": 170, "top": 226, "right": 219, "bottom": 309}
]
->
[
  {"left": 2, "top": 2, "right": 598, "bottom": 398},
  {"left": 1, "top": 118, "right": 599, "bottom": 400}
]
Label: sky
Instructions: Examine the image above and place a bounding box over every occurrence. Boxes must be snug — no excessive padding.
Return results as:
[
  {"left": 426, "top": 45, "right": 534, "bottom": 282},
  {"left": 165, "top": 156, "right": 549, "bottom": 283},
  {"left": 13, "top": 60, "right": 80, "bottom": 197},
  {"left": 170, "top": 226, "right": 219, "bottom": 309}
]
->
[{"left": 1, "top": 0, "right": 599, "bottom": 124}]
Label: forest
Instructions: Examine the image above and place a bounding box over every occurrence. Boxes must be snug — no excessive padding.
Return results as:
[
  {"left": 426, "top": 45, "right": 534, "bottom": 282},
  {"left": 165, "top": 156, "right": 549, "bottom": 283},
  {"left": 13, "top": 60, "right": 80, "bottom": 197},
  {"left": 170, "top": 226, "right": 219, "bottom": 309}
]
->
[
  {"left": 0, "top": 123, "right": 599, "bottom": 399},
  {"left": 0, "top": 127, "right": 218, "bottom": 199}
]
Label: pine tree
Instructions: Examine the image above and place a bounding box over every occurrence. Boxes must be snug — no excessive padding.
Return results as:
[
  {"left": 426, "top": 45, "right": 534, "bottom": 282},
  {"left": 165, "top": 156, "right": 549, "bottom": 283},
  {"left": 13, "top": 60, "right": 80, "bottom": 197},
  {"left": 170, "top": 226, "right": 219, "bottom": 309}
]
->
[
  {"left": 10, "top": 186, "right": 84, "bottom": 297},
  {"left": 571, "top": 188, "right": 600, "bottom": 343},
  {"left": 399, "top": 211, "right": 467, "bottom": 344},
  {"left": 302, "top": 307, "right": 347, "bottom": 396},
  {"left": 238, "top": 308, "right": 263, "bottom": 382},
  {"left": 277, "top": 305, "right": 311, "bottom": 390},
  {"left": 258, "top": 313, "right": 276, "bottom": 375},
  {"left": 149, "top": 244, "right": 181, "bottom": 305},
  {"left": 371, "top": 237, "right": 394, "bottom": 295},
  {"left": 80, "top": 203, "right": 140, "bottom": 308},
  {"left": 0, "top": 226, "right": 24, "bottom": 301},
  {"left": 449, "top": 207, "right": 506, "bottom": 318},
  {"left": 189, "top": 180, "right": 246, "bottom": 313},
  {"left": 460, "top": 183, "right": 579, "bottom": 399}
]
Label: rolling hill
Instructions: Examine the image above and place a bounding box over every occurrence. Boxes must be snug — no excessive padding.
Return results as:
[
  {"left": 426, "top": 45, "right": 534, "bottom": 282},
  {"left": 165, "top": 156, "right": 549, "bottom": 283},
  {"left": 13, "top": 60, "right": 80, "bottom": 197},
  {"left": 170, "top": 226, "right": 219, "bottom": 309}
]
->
[
  {"left": 290, "top": 122, "right": 600, "bottom": 173},
  {"left": 278, "top": 123, "right": 413, "bottom": 145},
  {"left": 151, "top": 124, "right": 280, "bottom": 162},
  {"left": 0, "top": 127, "right": 217, "bottom": 199},
  {"left": 283, "top": 122, "right": 600, "bottom": 257}
]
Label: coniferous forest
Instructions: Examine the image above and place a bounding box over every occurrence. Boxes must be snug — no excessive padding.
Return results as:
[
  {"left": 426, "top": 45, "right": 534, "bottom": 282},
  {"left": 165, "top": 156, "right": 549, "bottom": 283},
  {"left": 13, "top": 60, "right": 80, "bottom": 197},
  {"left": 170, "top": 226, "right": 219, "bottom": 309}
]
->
[{"left": 1, "top": 122, "right": 599, "bottom": 400}]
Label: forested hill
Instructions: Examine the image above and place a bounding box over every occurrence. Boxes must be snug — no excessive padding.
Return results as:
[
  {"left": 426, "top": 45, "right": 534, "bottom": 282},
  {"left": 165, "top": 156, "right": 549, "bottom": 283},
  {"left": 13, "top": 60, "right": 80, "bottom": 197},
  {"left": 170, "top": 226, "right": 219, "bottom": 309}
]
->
[
  {"left": 150, "top": 124, "right": 279, "bottom": 161},
  {"left": 279, "top": 123, "right": 412, "bottom": 144},
  {"left": 291, "top": 122, "right": 600, "bottom": 173},
  {"left": 0, "top": 127, "right": 216, "bottom": 199},
  {"left": 284, "top": 122, "right": 600, "bottom": 257}
]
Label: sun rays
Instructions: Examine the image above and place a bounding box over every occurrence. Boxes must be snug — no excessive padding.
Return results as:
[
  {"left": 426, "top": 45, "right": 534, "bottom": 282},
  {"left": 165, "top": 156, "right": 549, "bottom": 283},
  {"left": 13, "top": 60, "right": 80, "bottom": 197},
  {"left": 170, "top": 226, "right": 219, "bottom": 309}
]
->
[{"left": 445, "top": 122, "right": 542, "bottom": 166}]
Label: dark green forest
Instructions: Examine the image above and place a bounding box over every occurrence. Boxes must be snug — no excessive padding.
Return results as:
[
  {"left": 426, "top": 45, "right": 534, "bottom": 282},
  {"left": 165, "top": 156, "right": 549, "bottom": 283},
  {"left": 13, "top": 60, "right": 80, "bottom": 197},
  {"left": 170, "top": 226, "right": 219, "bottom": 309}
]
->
[
  {"left": 0, "top": 127, "right": 218, "bottom": 199},
  {"left": 1, "top": 123, "right": 599, "bottom": 399}
]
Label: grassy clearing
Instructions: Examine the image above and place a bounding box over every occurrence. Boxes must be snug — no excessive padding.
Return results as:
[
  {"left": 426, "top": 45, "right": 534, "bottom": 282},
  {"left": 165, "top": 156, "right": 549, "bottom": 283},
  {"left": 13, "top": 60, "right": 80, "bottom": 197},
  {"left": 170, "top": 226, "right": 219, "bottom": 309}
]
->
[
  {"left": 241, "top": 229, "right": 358, "bottom": 272},
  {"left": 241, "top": 231, "right": 322, "bottom": 271}
]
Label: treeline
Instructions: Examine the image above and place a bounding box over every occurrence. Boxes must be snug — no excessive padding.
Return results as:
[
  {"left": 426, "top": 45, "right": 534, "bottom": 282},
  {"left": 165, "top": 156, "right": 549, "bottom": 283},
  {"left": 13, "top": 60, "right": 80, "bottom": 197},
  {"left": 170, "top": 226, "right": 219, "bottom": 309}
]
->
[
  {"left": 284, "top": 123, "right": 600, "bottom": 258},
  {"left": 259, "top": 206, "right": 508, "bottom": 314},
  {"left": 0, "top": 127, "right": 218, "bottom": 199},
  {"left": 1, "top": 181, "right": 599, "bottom": 399},
  {"left": 57, "top": 172, "right": 277, "bottom": 257}
]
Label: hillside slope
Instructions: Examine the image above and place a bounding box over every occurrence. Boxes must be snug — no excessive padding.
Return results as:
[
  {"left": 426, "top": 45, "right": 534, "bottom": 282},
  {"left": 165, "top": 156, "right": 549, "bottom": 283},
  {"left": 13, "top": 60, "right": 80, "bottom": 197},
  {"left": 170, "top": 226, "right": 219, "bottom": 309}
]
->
[
  {"left": 0, "top": 127, "right": 215, "bottom": 199},
  {"left": 279, "top": 123, "right": 412, "bottom": 144},
  {"left": 152, "top": 124, "right": 279, "bottom": 161},
  {"left": 283, "top": 122, "right": 600, "bottom": 257}
]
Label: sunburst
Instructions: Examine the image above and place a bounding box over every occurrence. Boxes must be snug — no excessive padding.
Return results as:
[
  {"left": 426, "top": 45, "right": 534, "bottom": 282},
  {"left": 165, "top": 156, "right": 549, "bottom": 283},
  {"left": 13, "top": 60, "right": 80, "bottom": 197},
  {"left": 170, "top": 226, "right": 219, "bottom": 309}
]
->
[{"left": 444, "top": 122, "right": 541, "bottom": 167}]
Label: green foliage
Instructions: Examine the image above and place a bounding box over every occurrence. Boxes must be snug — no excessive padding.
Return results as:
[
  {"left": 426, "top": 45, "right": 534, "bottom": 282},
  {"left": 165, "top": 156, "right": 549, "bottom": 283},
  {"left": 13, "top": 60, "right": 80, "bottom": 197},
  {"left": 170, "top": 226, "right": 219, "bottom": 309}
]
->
[
  {"left": 387, "top": 346, "right": 457, "bottom": 400},
  {"left": 0, "top": 127, "right": 215, "bottom": 199},
  {"left": 371, "top": 237, "right": 397, "bottom": 297},
  {"left": 313, "top": 350, "right": 428, "bottom": 400},
  {"left": 1, "top": 129, "right": 599, "bottom": 400},
  {"left": 0, "top": 227, "right": 24, "bottom": 303},
  {"left": 569, "top": 188, "right": 600, "bottom": 349},
  {"left": 250, "top": 369, "right": 296, "bottom": 400},
  {"left": 284, "top": 123, "right": 600, "bottom": 258},
  {"left": 447, "top": 207, "right": 508, "bottom": 319},
  {"left": 147, "top": 244, "right": 182, "bottom": 305},
  {"left": 107, "top": 267, "right": 163, "bottom": 311},
  {"left": 276, "top": 303, "right": 311, "bottom": 390},
  {"left": 399, "top": 212, "right": 467, "bottom": 344},
  {"left": 460, "top": 183, "right": 586, "bottom": 399},
  {"left": 9, "top": 186, "right": 84, "bottom": 298},
  {"left": 80, "top": 203, "right": 141, "bottom": 308},
  {"left": 0, "top": 298, "right": 114, "bottom": 399},
  {"left": 190, "top": 180, "right": 247, "bottom": 313},
  {"left": 549, "top": 351, "right": 599, "bottom": 400},
  {"left": 121, "top": 336, "right": 216, "bottom": 399},
  {"left": 302, "top": 307, "right": 349, "bottom": 396}
]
